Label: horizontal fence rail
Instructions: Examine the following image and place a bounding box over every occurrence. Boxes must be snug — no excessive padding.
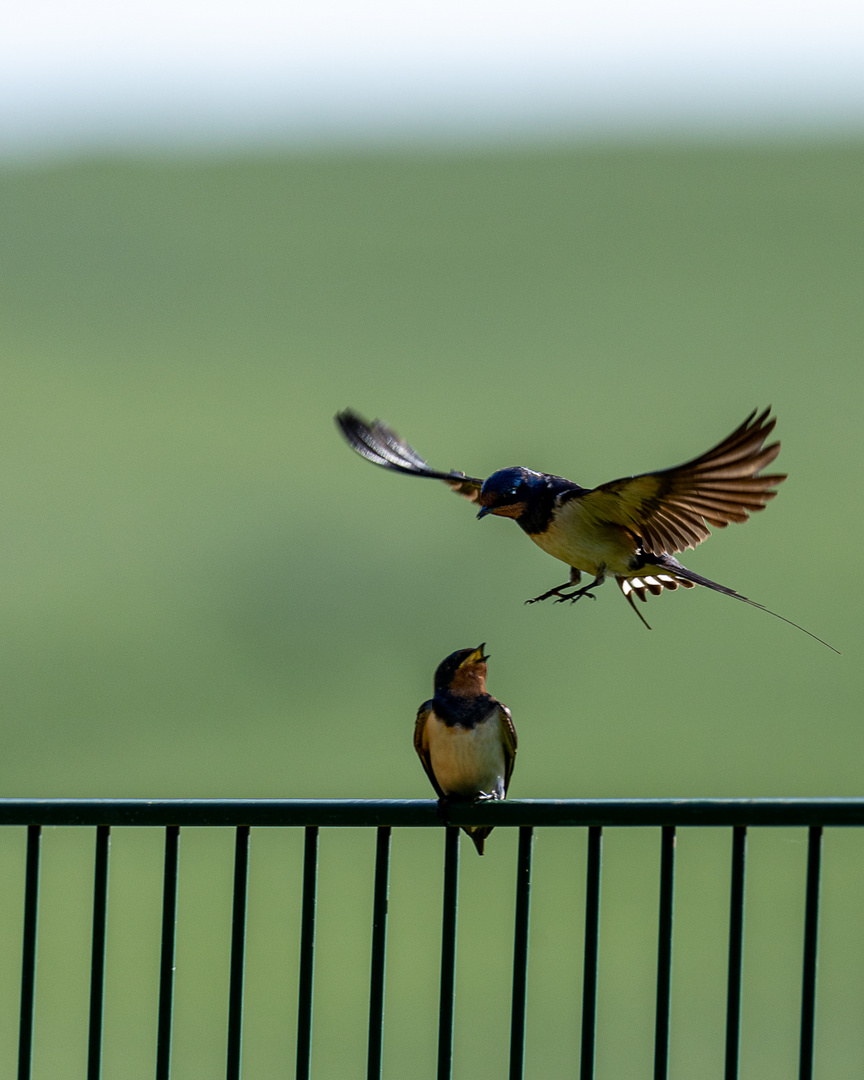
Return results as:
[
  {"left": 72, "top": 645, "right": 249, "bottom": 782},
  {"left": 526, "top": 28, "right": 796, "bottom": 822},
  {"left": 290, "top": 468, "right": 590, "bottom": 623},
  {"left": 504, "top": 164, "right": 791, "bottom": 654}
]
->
[
  {"left": 3, "top": 799, "right": 861, "bottom": 1080},
  {"left": 2, "top": 797, "right": 864, "bottom": 827}
]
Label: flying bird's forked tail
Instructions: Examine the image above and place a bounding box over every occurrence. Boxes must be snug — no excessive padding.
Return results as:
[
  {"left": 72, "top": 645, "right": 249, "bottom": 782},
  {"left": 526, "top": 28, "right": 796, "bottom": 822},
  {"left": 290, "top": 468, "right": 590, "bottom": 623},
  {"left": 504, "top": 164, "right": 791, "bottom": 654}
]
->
[{"left": 615, "top": 558, "right": 840, "bottom": 652}]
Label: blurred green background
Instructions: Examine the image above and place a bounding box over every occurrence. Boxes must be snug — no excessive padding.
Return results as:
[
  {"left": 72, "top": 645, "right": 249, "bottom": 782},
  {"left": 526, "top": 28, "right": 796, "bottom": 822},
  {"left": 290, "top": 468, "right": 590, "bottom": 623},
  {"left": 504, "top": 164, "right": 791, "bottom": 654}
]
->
[{"left": 0, "top": 141, "right": 861, "bottom": 1077}]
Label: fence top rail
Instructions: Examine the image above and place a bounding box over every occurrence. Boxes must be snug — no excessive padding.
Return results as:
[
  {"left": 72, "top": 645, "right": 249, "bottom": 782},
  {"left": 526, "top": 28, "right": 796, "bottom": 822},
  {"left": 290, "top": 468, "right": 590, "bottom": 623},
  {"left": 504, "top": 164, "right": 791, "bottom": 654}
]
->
[{"left": 1, "top": 798, "right": 863, "bottom": 828}]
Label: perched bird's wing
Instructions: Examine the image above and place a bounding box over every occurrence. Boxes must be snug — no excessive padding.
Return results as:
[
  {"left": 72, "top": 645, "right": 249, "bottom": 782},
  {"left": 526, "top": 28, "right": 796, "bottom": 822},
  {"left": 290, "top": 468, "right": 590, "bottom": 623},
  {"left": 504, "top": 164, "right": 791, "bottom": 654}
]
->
[
  {"left": 571, "top": 408, "right": 787, "bottom": 555},
  {"left": 335, "top": 410, "right": 484, "bottom": 502},
  {"left": 499, "top": 704, "right": 518, "bottom": 795},
  {"left": 414, "top": 703, "right": 446, "bottom": 799}
]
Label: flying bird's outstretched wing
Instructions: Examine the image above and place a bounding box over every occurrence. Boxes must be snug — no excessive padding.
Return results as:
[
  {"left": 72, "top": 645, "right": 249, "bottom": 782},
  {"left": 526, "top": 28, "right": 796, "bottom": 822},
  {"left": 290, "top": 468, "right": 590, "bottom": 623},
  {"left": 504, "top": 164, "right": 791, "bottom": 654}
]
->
[
  {"left": 572, "top": 407, "right": 787, "bottom": 555},
  {"left": 335, "top": 410, "right": 484, "bottom": 502}
]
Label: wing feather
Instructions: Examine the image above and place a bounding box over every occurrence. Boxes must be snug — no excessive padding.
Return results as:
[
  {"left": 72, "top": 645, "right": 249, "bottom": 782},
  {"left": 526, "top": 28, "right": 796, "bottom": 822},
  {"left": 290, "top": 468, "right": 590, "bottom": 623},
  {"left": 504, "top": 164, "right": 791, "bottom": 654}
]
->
[
  {"left": 413, "top": 704, "right": 446, "bottom": 799},
  {"left": 499, "top": 704, "right": 518, "bottom": 794},
  {"left": 573, "top": 408, "right": 787, "bottom": 555},
  {"left": 335, "top": 410, "right": 484, "bottom": 502}
]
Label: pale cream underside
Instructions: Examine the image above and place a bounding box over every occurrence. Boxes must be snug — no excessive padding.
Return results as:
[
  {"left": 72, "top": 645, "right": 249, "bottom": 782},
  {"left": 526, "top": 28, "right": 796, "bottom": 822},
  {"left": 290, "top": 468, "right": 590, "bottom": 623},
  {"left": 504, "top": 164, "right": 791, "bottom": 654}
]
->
[
  {"left": 528, "top": 496, "right": 641, "bottom": 576},
  {"left": 426, "top": 707, "right": 507, "bottom": 799}
]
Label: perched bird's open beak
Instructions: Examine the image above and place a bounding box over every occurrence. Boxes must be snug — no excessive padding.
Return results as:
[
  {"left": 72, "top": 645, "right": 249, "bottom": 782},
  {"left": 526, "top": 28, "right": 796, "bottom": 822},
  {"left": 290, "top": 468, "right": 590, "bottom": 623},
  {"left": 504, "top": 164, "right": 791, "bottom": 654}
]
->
[{"left": 465, "top": 644, "right": 488, "bottom": 664}]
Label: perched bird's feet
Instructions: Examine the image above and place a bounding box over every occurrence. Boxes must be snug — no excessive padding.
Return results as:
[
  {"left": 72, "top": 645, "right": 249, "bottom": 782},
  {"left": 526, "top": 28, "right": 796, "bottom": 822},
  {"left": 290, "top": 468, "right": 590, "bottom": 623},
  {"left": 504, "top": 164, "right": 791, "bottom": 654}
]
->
[{"left": 473, "top": 791, "right": 500, "bottom": 803}]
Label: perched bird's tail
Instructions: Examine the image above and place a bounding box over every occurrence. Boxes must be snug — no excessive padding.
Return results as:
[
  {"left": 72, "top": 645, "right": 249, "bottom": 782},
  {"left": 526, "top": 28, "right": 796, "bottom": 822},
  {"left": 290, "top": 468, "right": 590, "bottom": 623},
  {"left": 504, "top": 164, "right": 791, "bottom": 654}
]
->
[
  {"left": 617, "top": 556, "right": 839, "bottom": 653},
  {"left": 465, "top": 826, "right": 492, "bottom": 855}
]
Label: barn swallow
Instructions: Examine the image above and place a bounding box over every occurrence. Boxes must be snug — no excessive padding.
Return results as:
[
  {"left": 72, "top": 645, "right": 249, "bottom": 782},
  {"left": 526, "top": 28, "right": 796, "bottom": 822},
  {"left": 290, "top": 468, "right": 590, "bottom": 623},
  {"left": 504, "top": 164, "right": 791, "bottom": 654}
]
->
[
  {"left": 415, "top": 645, "right": 517, "bottom": 855},
  {"left": 336, "top": 408, "right": 836, "bottom": 651}
]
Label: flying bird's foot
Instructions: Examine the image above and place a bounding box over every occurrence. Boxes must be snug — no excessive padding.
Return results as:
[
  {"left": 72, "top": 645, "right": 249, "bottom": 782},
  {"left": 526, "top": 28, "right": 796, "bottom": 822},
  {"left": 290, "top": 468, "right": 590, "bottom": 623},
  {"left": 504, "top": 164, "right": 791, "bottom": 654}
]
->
[
  {"left": 525, "top": 581, "right": 582, "bottom": 604},
  {"left": 557, "top": 585, "right": 601, "bottom": 605},
  {"left": 526, "top": 568, "right": 605, "bottom": 605},
  {"left": 525, "top": 583, "right": 599, "bottom": 604}
]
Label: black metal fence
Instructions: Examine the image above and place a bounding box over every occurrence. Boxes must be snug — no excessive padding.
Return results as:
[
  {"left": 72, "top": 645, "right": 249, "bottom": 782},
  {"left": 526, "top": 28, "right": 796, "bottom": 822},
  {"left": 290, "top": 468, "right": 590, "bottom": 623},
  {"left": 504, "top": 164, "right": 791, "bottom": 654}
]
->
[{"left": 4, "top": 798, "right": 864, "bottom": 1080}]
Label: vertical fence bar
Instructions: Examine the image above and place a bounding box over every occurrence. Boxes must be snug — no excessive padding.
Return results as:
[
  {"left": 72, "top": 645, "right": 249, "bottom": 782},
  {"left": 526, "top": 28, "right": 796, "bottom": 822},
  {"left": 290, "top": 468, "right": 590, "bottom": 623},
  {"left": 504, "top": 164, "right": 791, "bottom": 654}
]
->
[
  {"left": 580, "top": 826, "right": 603, "bottom": 1080},
  {"left": 17, "top": 825, "right": 42, "bottom": 1080},
  {"left": 155, "top": 825, "right": 181, "bottom": 1080},
  {"left": 296, "top": 826, "right": 319, "bottom": 1080},
  {"left": 509, "top": 826, "right": 535, "bottom": 1080},
  {"left": 724, "top": 826, "right": 747, "bottom": 1080},
  {"left": 367, "top": 827, "right": 392, "bottom": 1080},
  {"left": 437, "top": 828, "right": 461, "bottom": 1080},
  {"left": 653, "top": 826, "right": 676, "bottom": 1080},
  {"left": 799, "top": 826, "right": 823, "bottom": 1080},
  {"left": 87, "top": 825, "right": 111, "bottom": 1080},
  {"left": 226, "top": 825, "right": 251, "bottom": 1080}
]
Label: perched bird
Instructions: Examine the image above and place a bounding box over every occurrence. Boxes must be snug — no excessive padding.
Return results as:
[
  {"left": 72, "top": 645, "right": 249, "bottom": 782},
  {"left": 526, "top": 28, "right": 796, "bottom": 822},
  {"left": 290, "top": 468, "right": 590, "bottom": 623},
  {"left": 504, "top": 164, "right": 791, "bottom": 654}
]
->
[
  {"left": 336, "top": 407, "right": 836, "bottom": 651},
  {"left": 415, "top": 645, "right": 517, "bottom": 855}
]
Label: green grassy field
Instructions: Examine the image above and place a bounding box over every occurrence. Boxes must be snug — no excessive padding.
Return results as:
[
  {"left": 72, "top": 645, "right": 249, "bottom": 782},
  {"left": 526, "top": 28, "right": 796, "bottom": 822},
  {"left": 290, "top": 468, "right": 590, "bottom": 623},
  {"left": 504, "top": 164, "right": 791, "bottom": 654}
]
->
[{"left": 0, "top": 141, "right": 861, "bottom": 1077}]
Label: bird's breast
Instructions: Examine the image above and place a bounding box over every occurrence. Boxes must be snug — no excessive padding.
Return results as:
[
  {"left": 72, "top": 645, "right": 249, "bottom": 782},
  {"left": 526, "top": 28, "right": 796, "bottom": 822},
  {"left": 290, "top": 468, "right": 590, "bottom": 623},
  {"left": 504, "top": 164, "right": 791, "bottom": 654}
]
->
[
  {"left": 528, "top": 497, "right": 639, "bottom": 576},
  {"left": 426, "top": 708, "right": 507, "bottom": 800}
]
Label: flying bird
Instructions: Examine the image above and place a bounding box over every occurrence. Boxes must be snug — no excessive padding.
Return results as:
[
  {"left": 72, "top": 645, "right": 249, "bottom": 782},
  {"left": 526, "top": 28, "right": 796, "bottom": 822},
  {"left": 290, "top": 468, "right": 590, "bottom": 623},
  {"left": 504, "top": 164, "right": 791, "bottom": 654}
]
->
[
  {"left": 415, "top": 645, "right": 517, "bottom": 855},
  {"left": 335, "top": 407, "right": 836, "bottom": 651}
]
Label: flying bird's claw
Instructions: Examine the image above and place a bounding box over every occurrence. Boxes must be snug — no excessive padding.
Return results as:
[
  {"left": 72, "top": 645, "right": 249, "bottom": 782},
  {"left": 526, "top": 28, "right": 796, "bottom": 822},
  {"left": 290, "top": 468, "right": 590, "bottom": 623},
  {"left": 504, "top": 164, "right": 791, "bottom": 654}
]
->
[
  {"left": 525, "top": 582, "right": 577, "bottom": 604},
  {"left": 526, "top": 583, "right": 599, "bottom": 605},
  {"left": 556, "top": 589, "right": 598, "bottom": 604}
]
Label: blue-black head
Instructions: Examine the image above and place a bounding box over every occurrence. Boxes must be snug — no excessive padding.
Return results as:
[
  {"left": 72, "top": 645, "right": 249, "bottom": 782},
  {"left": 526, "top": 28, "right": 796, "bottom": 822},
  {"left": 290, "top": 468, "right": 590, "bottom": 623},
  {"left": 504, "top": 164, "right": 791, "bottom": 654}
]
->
[
  {"left": 433, "top": 644, "right": 489, "bottom": 697},
  {"left": 476, "top": 467, "right": 544, "bottom": 520}
]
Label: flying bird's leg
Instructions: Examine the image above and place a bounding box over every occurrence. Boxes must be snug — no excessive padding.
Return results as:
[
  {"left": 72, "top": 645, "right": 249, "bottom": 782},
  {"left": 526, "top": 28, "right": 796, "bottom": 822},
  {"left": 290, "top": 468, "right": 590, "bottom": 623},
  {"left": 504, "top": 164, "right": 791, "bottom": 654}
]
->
[
  {"left": 557, "top": 568, "right": 607, "bottom": 604},
  {"left": 525, "top": 567, "right": 588, "bottom": 604},
  {"left": 525, "top": 581, "right": 581, "bottom": 604}
]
